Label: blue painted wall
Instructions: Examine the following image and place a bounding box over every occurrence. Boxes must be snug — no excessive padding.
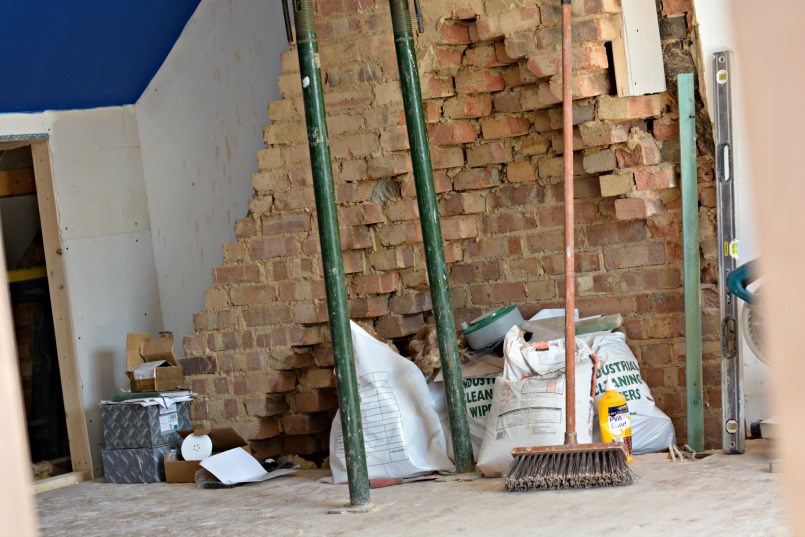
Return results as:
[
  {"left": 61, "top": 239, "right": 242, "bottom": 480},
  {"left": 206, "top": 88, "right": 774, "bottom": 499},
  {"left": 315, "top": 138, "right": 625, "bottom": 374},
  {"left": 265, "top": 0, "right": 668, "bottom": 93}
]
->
[{"left": 0, "top": 0, "right": 200, "bottom": 113}]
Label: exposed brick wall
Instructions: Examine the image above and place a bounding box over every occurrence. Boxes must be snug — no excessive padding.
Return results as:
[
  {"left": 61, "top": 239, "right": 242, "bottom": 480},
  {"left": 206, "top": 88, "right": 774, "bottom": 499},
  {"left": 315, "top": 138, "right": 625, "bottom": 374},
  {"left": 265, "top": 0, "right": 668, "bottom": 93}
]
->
[{"left": 182, "top": 0, "right": 719, "bottom": 458}]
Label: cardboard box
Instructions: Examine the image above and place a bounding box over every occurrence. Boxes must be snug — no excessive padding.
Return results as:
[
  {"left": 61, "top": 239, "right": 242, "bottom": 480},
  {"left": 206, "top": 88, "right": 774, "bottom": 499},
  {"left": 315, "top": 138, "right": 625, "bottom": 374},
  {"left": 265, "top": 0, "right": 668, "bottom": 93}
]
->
[
  {"left": 126, "top": 332, "right": 184, "bottom": 392},
  {"left": 101, "top": 401, "right": 191, "bottom": 449},
  {"left": 102, "top": 445, "right": 175, "bottom": 483},
  {"left": 164, "top": 428, "right": 252, "bottom": 484}
]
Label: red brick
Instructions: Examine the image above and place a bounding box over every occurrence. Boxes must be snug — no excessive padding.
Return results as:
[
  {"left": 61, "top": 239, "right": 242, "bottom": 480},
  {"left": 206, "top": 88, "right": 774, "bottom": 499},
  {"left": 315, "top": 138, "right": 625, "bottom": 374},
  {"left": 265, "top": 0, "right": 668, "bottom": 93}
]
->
[
  {"left": 262, "top": 214, "right": 310, "bottom": 235},
  {"left": 455, "top": 71, "right": 506, "bottom": 94},
  {"left": 292, "top": 302, "right": 329, "bottom": 324},
  {"left": 421, "top": 76, "right": 456, "bottom": 100},
  {"left": 603, "top": 242, "right": 666, "bottom": 269},
  {"left": 243, "top": 372, "right": 297, "bottom": 395},
  {"left": 466, "top": 142, "right": 511, "bottom": 167},
  {"left": 476, "top": 6, "right": 541, "bottom": 41},
  {"left": 599, "top": 171, "right": 635, "bottom": 197},
  {"left": 375, "top": 314, "right": 426, "bottom": 338},
  {"left": 653, "top": 117, "right": 679, "bottom": 141},
  {"left": 428, "top": 122, "right": 478, "bottom": 145},
  {"left": 454, "top": 167, "right": 501, "bottom": 190},
  {"left": 367, "top": 153, "right": 412, "bottom": 178},
  {"left": 506, "top": 161, "right": 535, "bottom": 183},
  {"left": 442, "top": 95, "right": 493, "bottom": 119},
  {"left": 251, "top": 238, "right": 300, "bottom": 260},
  {"left": 439, "top": 21, "right": 471, "bottom": 45},
  {"left": 586, "top": 221, "right": 647, "bottom": 247},
  {"left": 301, "top": 367, "right": 337, "bottom": 389},
  {"left": 350, "top": 295, "right": 390, "bottom": 318},
  {"left": 598, "top": 95, "right": 666, "bottom": 120},
  {"left": 235, "top": 218, "right": 258, "bottom": 239},
  {"left": 294, "top": 390, "right": 340, "bottom": 413},
  {"left": 662, "top": 0, "right": 692, "bottom": 15},
  {"left": 616, "top": 139, "right": 662, "bottom": 168},
  {"left": 579, "top": 121, "right": 629, "bottom": 147},
  {"left": 575, "top": 0, "right": 622, "bottom": 15},
  {"left": 614, "top": 196, "right": 665, "bottom": 220},
  {"left": 282, "top": 413, "right": 331, "bottom": 435},
  {"left": 230, "top": 284, "right": 276, "bottom": 306},
  {"left": 434, "top": 47, "right": 464, "bottom": 73},
  {"left": 465, "top": 44, "right": 507, "bottom": 68},
  {"left": 636, "top": 291, "right": 685, "bottom": 314},
  {"left": 526, "top": 45, "right": 608, "bottom": 78},
  {"left": 212, "top": 265, "right": 260, "bottom": 285},
  {"left": 440, "top": 192, "right": 486, "bottom": 216},
  {"left": 430, "top": 146, "right": 466, "bottom": 169},
  {"left": 241, "top": 305, "right": 291, "bottom": 327},
  {"left": 489, "top": 183, "right": 545, "bottom": 209},
  {"left": 250, "top": 394, "right": 291, "bottom": 423},
  {"left": 340, "top": 226, "right": 372, "bottom": 250},
  {"left": 623, "top": 268, "right": 682, "bottom": 293},
  {"left": 482, "top": 212, "right": 538, "bottom": 234},
  {"left": 278, "top": 280, "right": 326, "bottom": 302},
  {"left": 470, "top": 282, "right": 527, "bottom": 305},
  {"left": 441, "top": 217, "right": 479, "bottom": 240},
  {"left": 376, "top": 222, "right": 422, "bottom": 246},
  {"left": 273, "top": 189, "right": 316, "bottom": 210},
  {"left": 634, "top": 163, "right": 676, "bottom": 190},
  {"left": 466, "top": 237, "right": 522, "bottom": 258},
  {"left": 542, "top": 252, "right": 601, "bottom": 275},
  {"left": 354, "top": 272, "right": 401, "bottom": 294},
  {"left": 545, "top": 69, "right": 611, "bottom": 102},
  {"left": 480, "top": 115, "right": 531, "bottom": 140}
]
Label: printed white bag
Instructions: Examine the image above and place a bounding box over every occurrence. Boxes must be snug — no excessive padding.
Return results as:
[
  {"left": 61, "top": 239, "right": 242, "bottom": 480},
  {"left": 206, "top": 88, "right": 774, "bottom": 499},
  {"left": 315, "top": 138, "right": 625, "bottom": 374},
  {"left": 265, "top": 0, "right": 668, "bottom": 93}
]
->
[
  {"left": 590, "top": 331, "right": 676, "bottom": 454},
  {"left": 429, "top": 375, "right": 496, "bottom": 460},
  {"left": 476, "top": 326, "right": 595, "bottom": 477},
  {"left": 329, "top": 322, "right": 454, "bottom": 484}
]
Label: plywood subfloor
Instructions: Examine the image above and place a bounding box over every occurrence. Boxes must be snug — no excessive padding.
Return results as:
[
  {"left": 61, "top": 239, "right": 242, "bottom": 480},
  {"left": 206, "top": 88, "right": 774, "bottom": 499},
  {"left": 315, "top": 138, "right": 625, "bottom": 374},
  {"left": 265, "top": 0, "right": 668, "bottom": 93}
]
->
[{"left": 35, "top": 440, "right": 788, "bottom": 537}]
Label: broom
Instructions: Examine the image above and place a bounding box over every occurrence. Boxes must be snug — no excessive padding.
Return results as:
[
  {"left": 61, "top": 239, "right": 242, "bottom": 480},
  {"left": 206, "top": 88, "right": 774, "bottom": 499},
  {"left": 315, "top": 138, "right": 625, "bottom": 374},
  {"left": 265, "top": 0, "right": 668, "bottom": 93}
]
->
[{"left": 504, "top": 0, "right": 632, "bottom": 491}]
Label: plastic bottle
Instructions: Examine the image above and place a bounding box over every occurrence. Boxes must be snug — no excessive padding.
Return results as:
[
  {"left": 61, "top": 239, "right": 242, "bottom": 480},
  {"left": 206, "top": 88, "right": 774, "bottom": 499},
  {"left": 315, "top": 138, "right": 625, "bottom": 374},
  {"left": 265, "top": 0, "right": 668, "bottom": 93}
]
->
[{"left": 598, "top": 376, "right": 633, "bottom": 462}]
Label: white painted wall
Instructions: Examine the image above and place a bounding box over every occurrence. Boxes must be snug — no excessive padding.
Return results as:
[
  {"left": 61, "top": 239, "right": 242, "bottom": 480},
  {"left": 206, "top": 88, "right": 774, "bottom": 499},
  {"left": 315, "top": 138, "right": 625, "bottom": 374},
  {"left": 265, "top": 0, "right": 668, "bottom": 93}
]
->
[
  {"left": 136, "top": 0, "right": 287, "bottom": 347},
  {"left": 693, "top": 2, "right": 768, "bottom": 425},
  {"left": 0, "top": 107, "right": 163, "bottom": 475}
]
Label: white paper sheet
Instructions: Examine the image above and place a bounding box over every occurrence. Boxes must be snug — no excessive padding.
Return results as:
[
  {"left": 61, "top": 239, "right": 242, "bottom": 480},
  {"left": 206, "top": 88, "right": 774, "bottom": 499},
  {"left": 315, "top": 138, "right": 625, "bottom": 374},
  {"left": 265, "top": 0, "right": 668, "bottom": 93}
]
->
[{"left": 200, "top": 448, "right": 297, "bottom": 485}]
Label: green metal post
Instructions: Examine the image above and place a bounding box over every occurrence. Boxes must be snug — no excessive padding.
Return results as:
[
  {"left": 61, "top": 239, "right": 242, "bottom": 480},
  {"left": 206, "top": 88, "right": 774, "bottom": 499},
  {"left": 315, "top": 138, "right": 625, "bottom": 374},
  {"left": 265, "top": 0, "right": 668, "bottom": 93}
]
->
[
  {"left": 292, "top": 0, "right": 370, "bottom": 506},
  {"left": 388, "top": 0, "right": 474, "bottom": 473},
  {"left": 679, "top": 73, "right": 704, "bottom": 452}
]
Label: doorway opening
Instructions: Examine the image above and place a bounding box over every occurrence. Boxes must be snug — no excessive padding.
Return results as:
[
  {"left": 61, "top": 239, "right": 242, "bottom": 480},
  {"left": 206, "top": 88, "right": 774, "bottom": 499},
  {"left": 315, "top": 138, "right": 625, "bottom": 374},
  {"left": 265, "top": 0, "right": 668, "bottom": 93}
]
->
[{"left": 1, "top": 143, "right": 71, "bottom": 479}]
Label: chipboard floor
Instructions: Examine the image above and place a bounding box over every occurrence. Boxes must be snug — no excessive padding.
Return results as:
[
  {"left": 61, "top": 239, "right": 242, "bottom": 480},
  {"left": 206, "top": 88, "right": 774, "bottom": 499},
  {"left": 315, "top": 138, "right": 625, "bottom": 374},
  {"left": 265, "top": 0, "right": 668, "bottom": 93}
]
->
[{"left": 34, "top": 440, "right": 788, "bottom": 537}]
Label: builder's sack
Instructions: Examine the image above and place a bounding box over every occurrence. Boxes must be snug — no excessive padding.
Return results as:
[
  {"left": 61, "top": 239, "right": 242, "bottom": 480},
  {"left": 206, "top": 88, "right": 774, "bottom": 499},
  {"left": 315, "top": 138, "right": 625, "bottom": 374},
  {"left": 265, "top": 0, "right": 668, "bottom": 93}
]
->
[
  {"left": 590, "top": 331, "right": 675, "bottom": 454},
  {"left": 329, "top": 322, "right": 454, "bottom": 484},
  {"left": 476, "top": 326, "right": 595, "bottom": 477}
]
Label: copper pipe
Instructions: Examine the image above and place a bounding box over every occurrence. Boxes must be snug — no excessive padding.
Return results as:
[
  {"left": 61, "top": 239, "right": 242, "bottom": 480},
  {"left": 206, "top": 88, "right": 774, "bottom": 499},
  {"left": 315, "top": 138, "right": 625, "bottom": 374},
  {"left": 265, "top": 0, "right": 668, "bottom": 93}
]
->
[{"left": 562, "top": 0, "right": 577, "bottom": 446}]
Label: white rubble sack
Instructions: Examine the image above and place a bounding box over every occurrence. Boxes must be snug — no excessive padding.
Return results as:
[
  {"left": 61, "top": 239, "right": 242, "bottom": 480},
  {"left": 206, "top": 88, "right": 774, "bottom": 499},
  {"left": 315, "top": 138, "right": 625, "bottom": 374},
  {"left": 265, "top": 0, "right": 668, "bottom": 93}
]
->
[
  {"left": 329, "top": 322, "right": 454, "bottom": 484},
  {"left": 476, "top": 326, "right": 596, "bottom": 477},
  {"left": 590, "top": 331, "right": 676, "bottom": 454}
]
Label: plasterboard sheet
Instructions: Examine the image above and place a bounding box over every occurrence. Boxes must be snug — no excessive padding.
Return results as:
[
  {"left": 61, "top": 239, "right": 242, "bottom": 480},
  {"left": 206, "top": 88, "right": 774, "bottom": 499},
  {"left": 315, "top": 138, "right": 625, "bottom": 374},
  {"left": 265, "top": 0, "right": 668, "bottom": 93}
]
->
[
  {"left": 614, "top": 0, "right": 667, "bottom": 96},
  {"left": 62, "top": 230, "right": 162, "bottom": 475},
  {"left": 137, "top": 0, "right": 286, "bottom": 345},
  {"left": 51, "top": 145, "right": 150, "bottom": 240}
]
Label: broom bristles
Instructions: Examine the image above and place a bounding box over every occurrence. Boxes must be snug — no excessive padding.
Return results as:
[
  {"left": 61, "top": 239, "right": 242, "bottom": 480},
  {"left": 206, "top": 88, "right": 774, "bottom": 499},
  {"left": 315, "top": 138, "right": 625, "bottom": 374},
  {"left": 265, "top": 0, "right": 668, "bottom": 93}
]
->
[{"left": 505, "top": 443, "right": 633, "bottom": 491}]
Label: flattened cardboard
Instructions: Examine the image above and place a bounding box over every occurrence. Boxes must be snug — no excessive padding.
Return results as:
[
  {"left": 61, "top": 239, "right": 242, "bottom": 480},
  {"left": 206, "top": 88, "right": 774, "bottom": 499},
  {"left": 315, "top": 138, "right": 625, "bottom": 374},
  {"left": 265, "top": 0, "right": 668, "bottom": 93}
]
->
[{"left": 164, "top": 428, "right": 252, "bottom": 484}]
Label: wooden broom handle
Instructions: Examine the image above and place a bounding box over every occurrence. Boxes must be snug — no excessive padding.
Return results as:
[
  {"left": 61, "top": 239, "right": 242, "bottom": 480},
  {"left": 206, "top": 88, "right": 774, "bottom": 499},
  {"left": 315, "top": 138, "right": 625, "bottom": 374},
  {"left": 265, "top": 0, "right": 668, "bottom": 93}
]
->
[{"left": 562, "top": 0, "right": 577, "bottom": 445}]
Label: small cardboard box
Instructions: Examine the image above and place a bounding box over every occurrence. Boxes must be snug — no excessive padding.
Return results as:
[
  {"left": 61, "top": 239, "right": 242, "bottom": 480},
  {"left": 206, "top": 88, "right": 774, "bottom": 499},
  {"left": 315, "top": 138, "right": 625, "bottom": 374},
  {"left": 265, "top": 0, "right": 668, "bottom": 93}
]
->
[
  {"left": 101, "top": 401, "right": 191, "bottom": 449},
  {"left": 126, "top": 332, "right": 184, "bottom": 392},
  {"left": 102, "top": 445, "right": 175, "bottom": 483},
  {"left": 164, "top": 428, "right": 252, "bottom": 484}
]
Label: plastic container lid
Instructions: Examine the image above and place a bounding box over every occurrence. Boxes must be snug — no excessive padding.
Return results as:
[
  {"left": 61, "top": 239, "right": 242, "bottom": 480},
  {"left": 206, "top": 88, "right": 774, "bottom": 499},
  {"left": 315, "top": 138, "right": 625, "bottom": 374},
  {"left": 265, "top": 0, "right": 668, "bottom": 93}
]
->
[{"left": 462, "top": 305, "right": 518, "bottom": 335}]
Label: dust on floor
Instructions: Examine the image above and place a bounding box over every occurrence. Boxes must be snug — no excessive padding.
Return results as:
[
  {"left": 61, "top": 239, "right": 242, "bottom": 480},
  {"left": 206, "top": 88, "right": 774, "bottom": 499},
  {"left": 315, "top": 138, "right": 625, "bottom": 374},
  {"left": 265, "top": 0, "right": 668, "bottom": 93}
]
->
[{"left": 34, "top": 440, "right": 788, "bottom": 537}]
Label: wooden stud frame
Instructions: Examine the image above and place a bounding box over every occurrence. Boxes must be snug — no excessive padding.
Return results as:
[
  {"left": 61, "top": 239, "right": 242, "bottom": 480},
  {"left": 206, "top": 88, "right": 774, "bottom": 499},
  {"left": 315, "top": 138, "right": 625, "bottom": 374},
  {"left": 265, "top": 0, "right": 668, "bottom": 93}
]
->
[{"left": 30, "top": 141, "right": 93, "bottom": 475}]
